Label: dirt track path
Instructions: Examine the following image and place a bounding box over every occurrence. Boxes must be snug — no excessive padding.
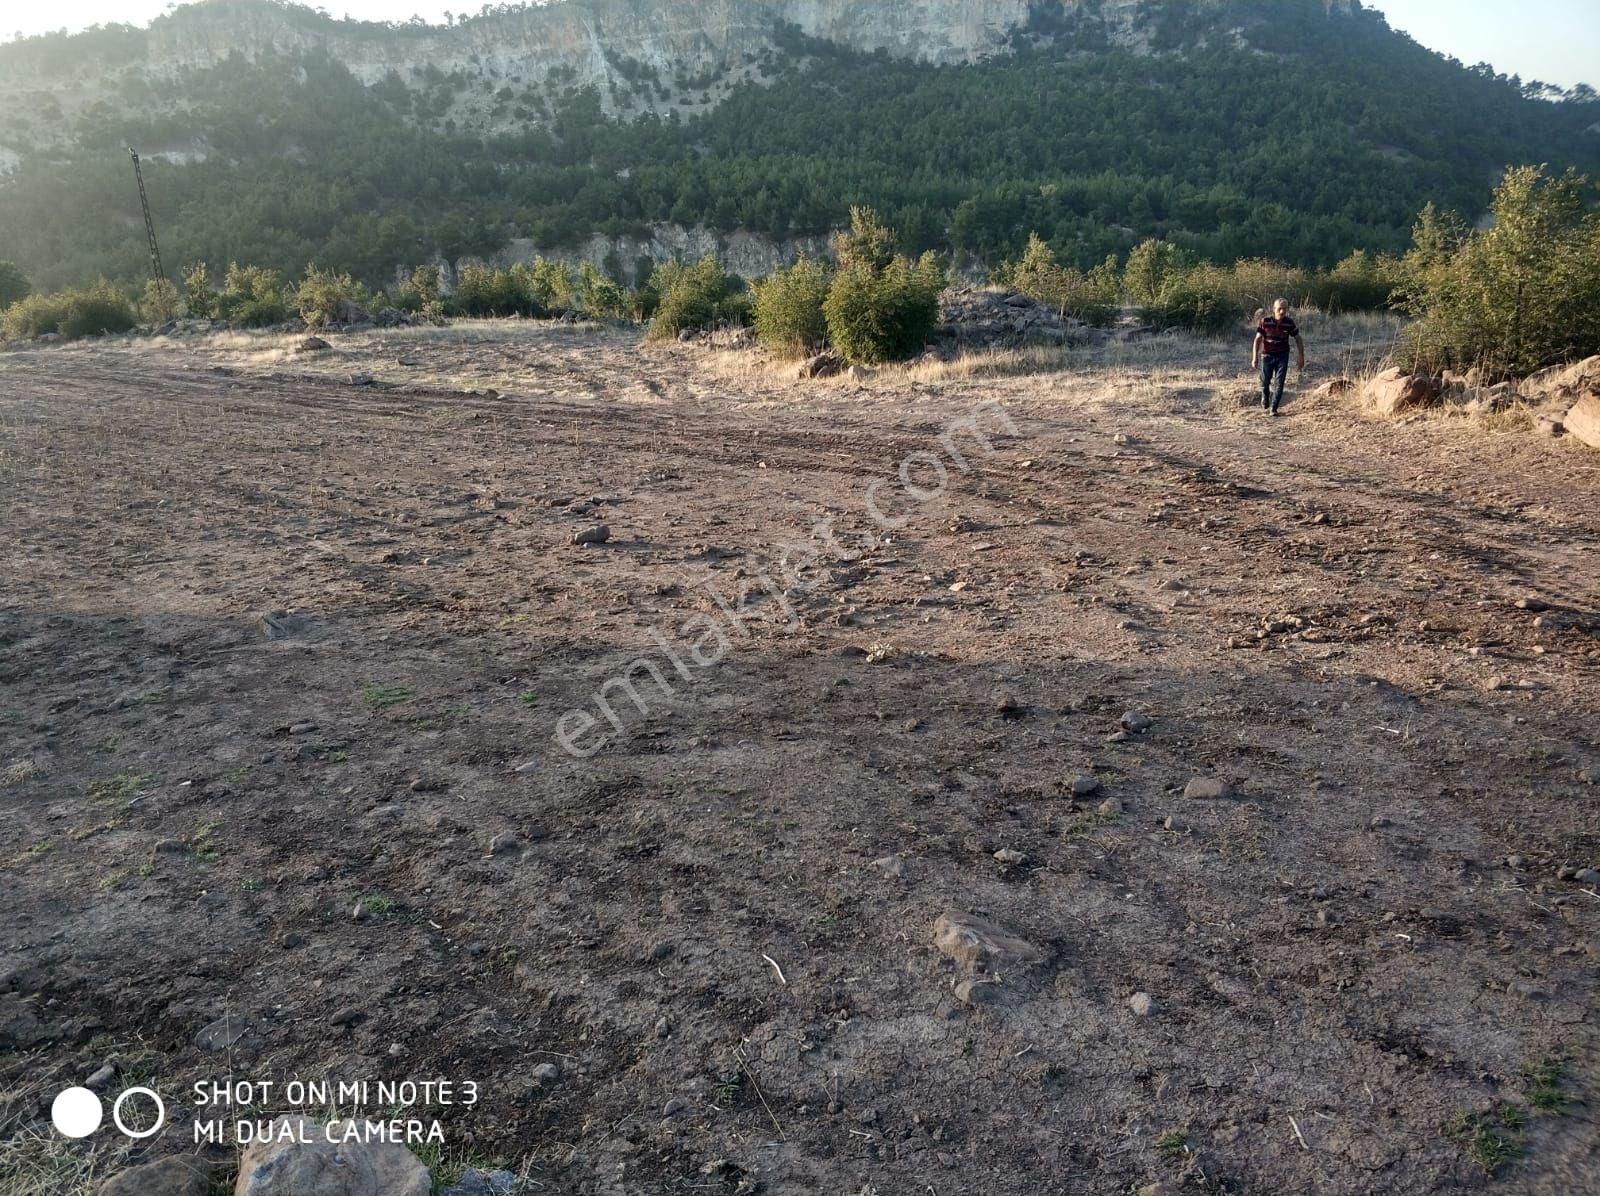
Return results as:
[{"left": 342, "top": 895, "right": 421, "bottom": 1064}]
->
[{"left": 1, "top": 328, "right": 1597, "bottom": 1195}]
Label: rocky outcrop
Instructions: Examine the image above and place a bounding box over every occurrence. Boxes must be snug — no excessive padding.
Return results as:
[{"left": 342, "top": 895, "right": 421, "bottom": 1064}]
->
[
  {"left": 1365, "top": 367, "right": 1442, "bottom": 417},
  {"left": 1564, "top": 393, "right": 1600, "bottom": 451}
]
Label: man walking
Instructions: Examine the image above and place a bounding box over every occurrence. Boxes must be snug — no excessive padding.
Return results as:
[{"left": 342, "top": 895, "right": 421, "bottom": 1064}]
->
[{"left": 1251, "top": 298, "right": 1305, "bottom": 416}]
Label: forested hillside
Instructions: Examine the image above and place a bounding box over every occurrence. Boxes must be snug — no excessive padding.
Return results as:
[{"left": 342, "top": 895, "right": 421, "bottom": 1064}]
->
[{"left": 0, "top": 0, "right": 1595, "bottom": 290}]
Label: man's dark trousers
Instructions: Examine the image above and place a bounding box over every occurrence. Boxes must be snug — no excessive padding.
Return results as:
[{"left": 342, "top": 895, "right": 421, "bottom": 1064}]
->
[{"left": 1261, "top": 353, "right": 1289, "bottom": 412}]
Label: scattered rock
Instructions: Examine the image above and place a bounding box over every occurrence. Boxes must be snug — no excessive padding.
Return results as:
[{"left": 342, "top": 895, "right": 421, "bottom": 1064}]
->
[
  {"left": 954, "top": 977, "right": 1002, "bottom": 1006},
  {"left": 1162, "top": 815, "right": 1190, "bottom": 833},
  {"left": 1096, "top": 797, "right": 1123, "bottom": 816},
  {"left": 1369, "top": 815, "right": 1393, "bottom": 829},
  {"left": 1182, "top": 777, "right": 1232, "bottom": 800},
  {"left": 846, "top": 364, "right": 876, "bottom": 382},
  {"left": 489, "top": 831, "right": 520, "bottom": 855},
  {"left": 798, "top": 351, "right": 844, "bottom": 379},
  {"left": 936, "top": 287, "right": 1081, "bottom": 349},
  {"left": 677, "top": 328, "right": 697, "bottom": 343},
  {"left": 346, "top": 372, "right": 375, "bottom": 386},
  {"left": 1070, "top": 775, "right": 1102, "bottom": 797},
  {"left": 234, "top": 1116, "right": 429, "bottom": 1196},
  {"left": 993, "top": 848, "right": 1027, "bottom": 866},
  {"left": 572, "top": 523, "right": 610, "bottom": 546},
  {"left": 297, "top": 336, "right": 330, "bottom": 352},
  {"left": 289, "top": 721, "right": 317, "bottom": 735},
  {"left": 1120, "top": 710, "right": 1153, "bottom": 733},
  {"left": 1127, "top": 991, "right": 1158, "bottom": 1017},
  {"left": 662, "top": 1096, "right": 689, "bottom": 1118},
  {"left": 932, "top": 912, "right": 1043, "bottom": 975},
  {"left": 1506, "top": 979, "right": 1548, "bottom": 1001},
  {"left": 329, "top": 1006, "right": 363, "bottom": 1027},
  {"left": 871, "top": 854, "right": 904, "bottom": 878},
  {"left": 1365, "top": 367, "right": 1442, "bottom": 417},
  {"left": 1574, "top": 867, "right": 1600, "bottom": 886},
  {"left": 1565, "top": 393, "right": 1600, "bottom": 452},
  {"left": 1535, "top": 414, "right": 1565, "bottom": 438},
  {"left": 439, "top": 1168, "right": 520, "bottom": 1196},
  {"left": 85, "top": 1061, "right": 117, "bottom": 1091},
  {"left": 532, "top": 1062, "right": 560, "bottom": 1084},
  {"left": 994, "top": 693, "right": 1021, "bottom": 717},
  {"left": 193, "top": 1013, "right": 246, "bottom": 1052},
  {"left": 408, "top": 777, "right": 445, "bottom": 793},
  {"left": 98, "top": 1156, "right": 213, "bottom": 1196}
]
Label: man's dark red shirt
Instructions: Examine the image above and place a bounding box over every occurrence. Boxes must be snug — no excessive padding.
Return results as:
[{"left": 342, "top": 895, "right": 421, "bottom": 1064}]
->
[{"left": 1257, "top": 315, "right": 1299, "bottom": 356}]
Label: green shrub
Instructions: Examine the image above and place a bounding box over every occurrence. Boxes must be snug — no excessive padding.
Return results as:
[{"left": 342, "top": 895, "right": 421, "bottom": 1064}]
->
[
  {"left": 453, "top": 262, "right": 521, "bottom": 316},
  {"left": 1142, "top": 263, "right": 1242, "bottom": 333},
  {"left": 141, "top": 277, "right": 180, "bottom": 322},
  {"left": 1397, "top": 166, "right": 1600, "bottom": 375},
  {"left": 183, "top": 261, "right": 215, "bottom": 320},
  {"left": 647, "top": 256, "right": 746, "bottom": 340},
  {"left": 1123, "top": 239, "right": 1192, "bottom": 307},
  {"left": 4, "top": 280, "right": 135, "bottom": 340},
  {"left": 59, "top": 281, "right": 137, "bottom": 339},
  {"left": 391, "top": 264, "right": 442, "bottom": 313},
  {"left": 752, "top": 254, "right": 829, "bottom": 356},
  {"left": 217, "top": 262, "right": 289, "bottom": 327},
  {"left": 994, "top": 234, "right": 1117, "bottom": 326},
  {"left": 3, "top": 291, "right": 72, "bottom": 339},
  {"left": 576, "top": 261, "right": 629, "bottom": 320},
  {"left": 295, "top": 265, "right": 370, "bottom": 328},
  {"left": 824, "top": 251, "right": 945, "bottom": 365},
  {"left": 1310, "top": 250, "right": 1398, "bottom": 312},
  {"left": 525, "top": 258, "right": 575, "bottom": 313},
  {"left": 0, "top": 260, "right": 31, "bottom": 309}
]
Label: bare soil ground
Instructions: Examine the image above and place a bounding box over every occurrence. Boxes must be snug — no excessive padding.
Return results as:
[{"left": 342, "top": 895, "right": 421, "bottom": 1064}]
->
[{"left": 1, "top": 320, "right": 1598, "bottom": 1196}]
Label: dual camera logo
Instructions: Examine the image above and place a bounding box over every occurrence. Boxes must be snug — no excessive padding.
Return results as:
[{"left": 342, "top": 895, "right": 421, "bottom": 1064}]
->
[{"left": 51, "top": 1085, "right": 166, "bottom": 1139}]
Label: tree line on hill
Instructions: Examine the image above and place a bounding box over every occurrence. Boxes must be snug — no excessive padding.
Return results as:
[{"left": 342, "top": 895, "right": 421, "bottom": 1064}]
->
[{"left": 5, "top": 167, "right": 1597, "bottom": 379}]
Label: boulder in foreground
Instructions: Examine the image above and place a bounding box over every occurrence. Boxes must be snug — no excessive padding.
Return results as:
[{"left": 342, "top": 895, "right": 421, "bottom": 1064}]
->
[
  {"left": 1564, "top": 394, "right": 1600, "bottom": 451},
  {"left": 235, "top": 1116, "right": 430, "bottom": 1196},
  {"left": 1365, "top": 367, "right": 1441, "bottom": 417}
]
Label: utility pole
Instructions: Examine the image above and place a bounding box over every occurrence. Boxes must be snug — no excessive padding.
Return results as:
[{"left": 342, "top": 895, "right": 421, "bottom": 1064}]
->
[{"left": 127, "top": 148, "right": 166, "bottom": 284}]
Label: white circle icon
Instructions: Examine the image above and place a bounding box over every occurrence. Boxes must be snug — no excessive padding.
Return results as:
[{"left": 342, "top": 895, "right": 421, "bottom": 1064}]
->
[
  {"left": 112, "top": 1087, "right": 166, "bottom": 1139},
  {"left": 51, "top": 1087, "right": 103, "bottom": 1138}
]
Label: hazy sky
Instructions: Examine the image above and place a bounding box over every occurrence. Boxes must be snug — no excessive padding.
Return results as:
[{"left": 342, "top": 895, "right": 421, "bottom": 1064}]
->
[{"left": 3, "top": 1, "right": 1598, "bottom": 90}]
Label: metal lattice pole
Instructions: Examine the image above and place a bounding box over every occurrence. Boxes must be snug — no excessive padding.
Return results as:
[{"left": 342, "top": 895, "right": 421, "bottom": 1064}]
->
[{"left": 128, "top": 148, "right": 165, "bottom": 283}]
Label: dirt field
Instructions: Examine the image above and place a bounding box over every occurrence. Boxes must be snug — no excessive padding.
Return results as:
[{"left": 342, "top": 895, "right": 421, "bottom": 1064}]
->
[{"left": 1, "top": 320, "right": 1598, "bottom": 1196}]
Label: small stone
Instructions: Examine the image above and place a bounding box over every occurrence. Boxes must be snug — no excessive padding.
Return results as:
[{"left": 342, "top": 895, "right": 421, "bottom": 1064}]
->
[
  {"left": 662, "top": 1096, "right": 688, "bottom": 1117},
  {"left": 954, "top": 978, "right": 1001, "bottom": 1006},
  {"left": 1515, "top": 597, "right": 1547, "bottom": 611},
  {"left": 297, "top": 335, "right": 330, "bottom": 352},
  {"left": 408, "top": 777, "right": 445, "bottom": 793},
  {"left": 1096, "top": 798, "right": 1123, "bottom": 816},
  {"left": 388, "top": 1042, "right": 407, "bottom": 1057},
  {"left": 1505, "top": 855, "right": 1524, "bottom": 870},
  {"left": 572, "top": 523, "right": 611, "bottom": 546},
  {"left": 532, "top": 1062, "right": 560, "bottom": 1083},
  {"left": 1162, "top": 815, "right": 1190, "bottom": 833},
  {"left": 1183, "top": 777, "right": 1232, "bottom": 800},
  {"left": 995, "top": 693, "right": 1021, "bottom": 716},
  {"left": 347, "top": 372, "right": 375, "bottom": 386},
  {"left": 1574, "top": 868, "right": 1600, "bottom": 886},
  {"left": 872, "top": 854, "right": 905, "bottom": 877},
  {"left": 514, "top": 759, "right": 539, "bottom": 774},
  {"left": 1578, "top": 767, "right": 1598, "bottom": 785},
  {"left": 993, "top": 848, "right": 1027, "bottom": 866},
  {"left": 854, "top": 1108, "right": 879, "bottom": 1125},
  {"left": 329, "top": 1006, "right": 363, "bottom": 1027},
  {"left": 1070, "top": 775, "right": 1102, "bottom": 797},
  {"left": 152, "top": 838, "right": 186, "bottom": 855},
  {"left": 1507, "top": 979, "right": 1548, "bottom": 1001},
  {"left": 489, "top": 831, "right": 520, "bottom": 855},
  {"left": 1127, "top": 991, "right": 1158, "bottom": 1017},
  {"left": 655, "top": 1016, "right": 671, "bottom": 1038},
  {"left": 194, "top": 1013, "right": 246, "bottom": 1052},
  {"left": 649, "top": 940, "right": 674, "bottom": 961},
  {"left": 1106, "top": 730, "right": 1130, "bottom": 743},
  {"left": 85, "top": 1062, "right": 117, "bottom": 1091},
  {"left": 1120, "top": 710, "right": 1153, "bottom": 733},
  {"left": 933, "top": 912, "right": 1043, "bottom": 975},
  {"left": 288, "top": 721, "right": 317, "bottom": 735},
  {"left": 1370, "top": 815, "right": 1393, "bottom": 829}
]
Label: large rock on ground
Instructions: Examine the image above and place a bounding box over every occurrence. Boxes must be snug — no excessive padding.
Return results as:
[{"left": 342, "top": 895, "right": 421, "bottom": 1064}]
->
[
  {"left": 1365, "top": 367, "right": 1441, "bottom": 416},
  {"left": 797, "top": 351, "right": 843, "bottom": 379},
  {"left": 936, "top": 287, "right": 1079, "bottom": 349},
  {"left": 234, "top": 1117, "right": 431, "bottom": 1196},
  {"left": 932, "top": 912, "right": 1043, "bottom": 975},
  {"left": 1565, "top": 393, "right": 1600, "bottom": 451},
  {"left": 99, "top": 1157, "right": 213, "bottom": 1196}
]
